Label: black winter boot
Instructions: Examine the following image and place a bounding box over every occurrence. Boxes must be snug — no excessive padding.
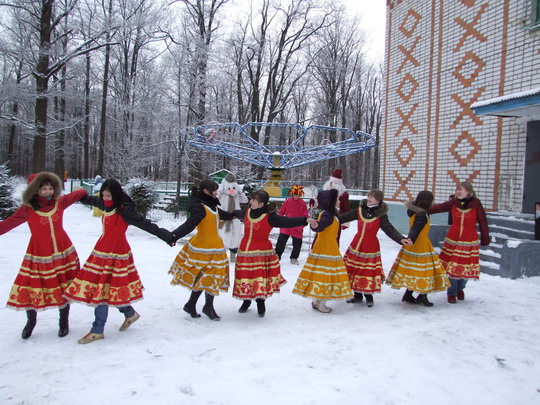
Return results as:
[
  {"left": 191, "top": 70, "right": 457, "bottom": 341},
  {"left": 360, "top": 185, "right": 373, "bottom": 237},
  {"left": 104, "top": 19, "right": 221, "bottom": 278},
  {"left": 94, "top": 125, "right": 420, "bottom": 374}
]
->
[
  {"left": 256, "top": 298, "right": 266, "bottom": 317},
  {"left": 21, "top": 310, "right": 37, "bottom": 339},
  {"left": 183, "top": 290, "right": 203, "bottom": 318},
  {"left": 346, "top": 292, "right": 363, "bottom": 304},
  {"left": 416, "top": 294, "right": 434, "bottom": 307},
  {"left": 238, "top": 300, "right": 251, "bottom": 313},
  {"left": 402, "top": 289, "right": 417, "bottom": 304},
  {"left": 365, "top": 294, "right": 374, "bottom": 307},
  {"left": 202, "top": 293, "right": 221, "bottom": 321},
  {"left": 58, "top": 305, "right": 70, "bottom": 337}
]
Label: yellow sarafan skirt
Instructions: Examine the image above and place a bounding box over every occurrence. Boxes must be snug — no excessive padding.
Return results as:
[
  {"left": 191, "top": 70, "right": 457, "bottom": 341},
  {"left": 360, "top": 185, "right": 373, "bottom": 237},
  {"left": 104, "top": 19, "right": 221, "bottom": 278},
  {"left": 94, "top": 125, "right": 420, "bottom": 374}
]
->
[
  {"left": 386, "top": 214, "right": 449, "bottom": 293},
  {"left": 293, "top": 215, "right": 353, "bottom": 301},
  {"left": 169, "top": 206, "right": 229, "bottom": 295}
]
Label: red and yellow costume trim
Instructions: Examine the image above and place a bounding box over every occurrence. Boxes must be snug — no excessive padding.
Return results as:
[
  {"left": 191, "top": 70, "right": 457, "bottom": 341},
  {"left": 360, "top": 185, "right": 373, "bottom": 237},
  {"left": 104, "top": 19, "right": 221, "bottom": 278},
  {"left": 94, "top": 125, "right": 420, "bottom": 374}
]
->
[
  {"left": 439, "top": 206, "right": 481, "bottom": 279},
  {"left": 386, "top": 214, "right": 449, "bottom": 293},
  {"left": 233, "top": 209, "right": 286, "bottom": 300},
  {"left": 64, "top": 209, "right": 144, "bottom": 307},
  {"left": 169, "top": 205, "right": 230, "bottom": 295},
  {"left": 293, "top": 213, "right": 353, "bottom": 300},
  {"left": 343, "top": 208, "right": 385, "bottom": 294}
]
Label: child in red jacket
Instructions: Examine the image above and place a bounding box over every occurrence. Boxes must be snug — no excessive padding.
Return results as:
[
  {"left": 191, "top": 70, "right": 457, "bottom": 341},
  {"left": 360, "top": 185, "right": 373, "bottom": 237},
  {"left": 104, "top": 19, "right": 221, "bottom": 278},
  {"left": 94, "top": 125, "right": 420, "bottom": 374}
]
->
[{"left": 274, "top": 185, "right": 309, "bottom": 265}]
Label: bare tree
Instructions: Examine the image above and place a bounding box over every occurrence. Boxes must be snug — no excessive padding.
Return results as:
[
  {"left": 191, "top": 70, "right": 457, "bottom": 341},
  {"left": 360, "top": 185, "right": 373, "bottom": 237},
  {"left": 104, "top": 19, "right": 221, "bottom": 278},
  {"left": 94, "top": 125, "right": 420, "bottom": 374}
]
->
[
  {"left": 235, "top": 0, "right": 332, "bottom": 145},
  {"left": 0, "top": 0, "right": 117, "bottom": 174}
]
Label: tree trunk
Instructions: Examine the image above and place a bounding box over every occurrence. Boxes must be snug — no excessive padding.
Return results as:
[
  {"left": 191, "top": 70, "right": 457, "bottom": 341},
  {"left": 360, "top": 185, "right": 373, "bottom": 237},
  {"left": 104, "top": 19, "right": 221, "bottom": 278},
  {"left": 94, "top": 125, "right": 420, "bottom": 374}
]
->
[
  {"left": 54, "top": 65, "right": 67, "bottom": 180},
  {"left": 32, "top": 0, "right": 54, "bottom": 173},
  {"left": 97, "top": 39, "right": 112, "bottom": 175},
  {"left": 83, "top": 53, "right": 91, "bottom": 178}
]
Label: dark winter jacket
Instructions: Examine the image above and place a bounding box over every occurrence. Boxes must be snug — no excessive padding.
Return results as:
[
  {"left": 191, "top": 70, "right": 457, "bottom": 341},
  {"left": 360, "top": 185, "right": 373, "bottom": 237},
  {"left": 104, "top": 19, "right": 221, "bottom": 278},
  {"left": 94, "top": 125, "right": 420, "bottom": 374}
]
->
[
  {"left": 171, "top": 192, "right": 235, "bottom": 242},
  {"left": 81, "top": 194, "right": 174, "bottom": 244},
  {"left": 339, "top": 199, "right": 405, "bottom": 244},
  {"left": 404, "top": 200, "right": 429, "bottom": 243},
  {"left": 429, "top": 197, "right": 490, "bottom": 246},
  {"left": 311, "top": 189, "right": 339, "bottom": 233}
]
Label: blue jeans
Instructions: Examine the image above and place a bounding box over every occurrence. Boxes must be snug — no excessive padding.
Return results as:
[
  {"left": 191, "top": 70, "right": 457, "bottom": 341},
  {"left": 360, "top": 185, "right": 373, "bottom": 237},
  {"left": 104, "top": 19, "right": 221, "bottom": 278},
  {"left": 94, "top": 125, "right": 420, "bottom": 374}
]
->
[
  {"left": 90, "top": 305, "right": 135, "bottom": 334},
  {"left": 447, "top": 278, "right": 468, "bottom": 296}
]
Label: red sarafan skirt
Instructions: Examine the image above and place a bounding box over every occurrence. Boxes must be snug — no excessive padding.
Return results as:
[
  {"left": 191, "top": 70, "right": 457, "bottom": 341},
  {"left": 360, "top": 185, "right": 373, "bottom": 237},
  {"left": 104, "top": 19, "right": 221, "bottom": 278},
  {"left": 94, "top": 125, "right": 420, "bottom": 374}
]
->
[
  {"left": 65, "top": 211, "right": 144, "bottom": 307},
  {"left": 233, "top": 250, "right": 286, "bottom": 300},
  {"left": 343, "top": 216, "right": 385, "bottom": 294},
  {"left": 7, "top": 204, "right": 79, "bottom": 311}
]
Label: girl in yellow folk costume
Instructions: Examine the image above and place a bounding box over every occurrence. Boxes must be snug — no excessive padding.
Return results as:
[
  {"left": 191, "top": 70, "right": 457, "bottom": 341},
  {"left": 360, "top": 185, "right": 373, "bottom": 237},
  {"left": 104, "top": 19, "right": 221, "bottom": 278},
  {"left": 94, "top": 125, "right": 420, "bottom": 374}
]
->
[
  {"left": 386, "top": 191, "right": 449, "bottom": 307},
  {"left": 168, "top": 180, "right": 237, "bottom": 321},
  {"left": 292, "top": 189, "right": 353, "bottom": 313},
  {"left": 233, "top": 190, "right": 312, "bottom": 317}
]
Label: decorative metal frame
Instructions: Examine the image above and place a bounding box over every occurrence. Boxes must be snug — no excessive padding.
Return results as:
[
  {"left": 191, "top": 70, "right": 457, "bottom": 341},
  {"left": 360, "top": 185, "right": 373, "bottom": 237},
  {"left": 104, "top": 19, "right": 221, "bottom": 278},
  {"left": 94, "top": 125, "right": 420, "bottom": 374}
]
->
[{"left": 187, "top": 122, "right": 377, "bottom": 169}]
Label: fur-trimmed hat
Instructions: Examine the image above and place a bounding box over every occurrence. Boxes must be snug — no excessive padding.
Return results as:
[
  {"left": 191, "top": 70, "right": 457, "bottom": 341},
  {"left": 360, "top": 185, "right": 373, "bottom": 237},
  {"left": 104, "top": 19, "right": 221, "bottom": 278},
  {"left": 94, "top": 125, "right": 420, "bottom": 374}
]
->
[
  {"left": 330, "top": 169, "right": 343, "bottom": 184},
  {"left": 22, "top": 172, "right": 62, "bottom": 206},
  {"left": 323, "top": 168, "right": 346, "bottom": 196}
]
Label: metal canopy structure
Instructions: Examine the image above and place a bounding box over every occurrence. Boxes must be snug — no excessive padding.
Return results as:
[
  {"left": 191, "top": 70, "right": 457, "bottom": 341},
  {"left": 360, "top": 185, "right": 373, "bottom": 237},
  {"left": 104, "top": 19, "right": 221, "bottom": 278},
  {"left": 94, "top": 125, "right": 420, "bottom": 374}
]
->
[{"left": 187, "top": 122, "right": 377, "bottom": 170}]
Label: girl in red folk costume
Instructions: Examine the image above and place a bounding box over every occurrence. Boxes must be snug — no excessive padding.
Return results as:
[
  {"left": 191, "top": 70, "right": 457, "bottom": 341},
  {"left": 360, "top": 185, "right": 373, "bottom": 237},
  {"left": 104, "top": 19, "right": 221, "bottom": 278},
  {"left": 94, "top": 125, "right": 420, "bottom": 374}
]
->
[
  {"left": 274, "top": 185, "right": 309, "bottom": 265},
  {"left": 0, "top": 172, "right": 87, "bottom": 339},
  {"left": 428, "top": 182, "right": 490, "bottom": 303},
  {"left": 339, "top": 189, "right": 410, "bottom": 307},
  {"left": 65, "top": 179, "right": 174, "bottom": 344},
  {"left": 233, "top": 190, "right": 313, "bottom": 317},
  {"left": 293, "top": 189, "right": 353, "bottom": 313},
  {"left": 168, "top": 180, "right": 237, "bottom": 321}
]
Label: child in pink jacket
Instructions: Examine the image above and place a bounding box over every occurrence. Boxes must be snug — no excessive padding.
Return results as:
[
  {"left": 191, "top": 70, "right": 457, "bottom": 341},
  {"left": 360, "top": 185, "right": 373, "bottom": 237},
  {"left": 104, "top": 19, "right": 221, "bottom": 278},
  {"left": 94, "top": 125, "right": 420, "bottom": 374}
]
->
[{"left": 274, "top": 185, "right": 309, "bottom": 265}]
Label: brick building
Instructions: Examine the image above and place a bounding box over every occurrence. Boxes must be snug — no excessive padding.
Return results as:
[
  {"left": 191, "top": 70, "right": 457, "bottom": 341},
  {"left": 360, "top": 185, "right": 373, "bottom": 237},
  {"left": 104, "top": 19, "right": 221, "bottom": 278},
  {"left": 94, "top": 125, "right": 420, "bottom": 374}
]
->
[{"left": 382, "top": 0, "right": 540, "bottom": 213}]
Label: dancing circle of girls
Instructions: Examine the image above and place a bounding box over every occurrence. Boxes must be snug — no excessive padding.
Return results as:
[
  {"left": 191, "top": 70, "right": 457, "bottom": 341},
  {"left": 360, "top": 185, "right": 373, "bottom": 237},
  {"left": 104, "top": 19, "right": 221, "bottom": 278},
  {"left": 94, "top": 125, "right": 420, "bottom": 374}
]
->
[{"left": 0, "top": 173, "right": 489, "bottom": 344}]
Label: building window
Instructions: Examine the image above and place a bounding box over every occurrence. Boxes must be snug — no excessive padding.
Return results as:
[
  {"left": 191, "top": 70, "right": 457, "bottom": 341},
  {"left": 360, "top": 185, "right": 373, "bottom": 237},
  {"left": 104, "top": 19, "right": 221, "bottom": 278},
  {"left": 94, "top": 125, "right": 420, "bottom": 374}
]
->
[{"left": 522, "top": 0, "right": 540, "bottom": 31}]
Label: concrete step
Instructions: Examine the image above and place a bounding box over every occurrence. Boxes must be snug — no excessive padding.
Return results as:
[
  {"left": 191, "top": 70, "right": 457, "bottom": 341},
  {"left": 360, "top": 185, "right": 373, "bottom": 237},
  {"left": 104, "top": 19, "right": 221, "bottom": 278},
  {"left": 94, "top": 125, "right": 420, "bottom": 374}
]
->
[
  {"left": 488, "top": 224, "right": 534, "bottom": 240},
  {"left": 487, "top": 212, "right": 535, "bottom": 235},
  {"left": 480, "top": 260, "right": 500, "bottom": 276},
  {"left": 479, "top": 248, "right": 501, "bottom": 264}
]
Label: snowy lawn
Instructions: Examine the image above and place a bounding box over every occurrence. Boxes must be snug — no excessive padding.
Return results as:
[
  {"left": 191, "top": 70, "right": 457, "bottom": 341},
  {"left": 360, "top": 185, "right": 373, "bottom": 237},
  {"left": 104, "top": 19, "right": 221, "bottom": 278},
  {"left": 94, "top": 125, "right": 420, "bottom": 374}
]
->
[{"left": 1, "top": 203, "right": 539, "bottom": 405}]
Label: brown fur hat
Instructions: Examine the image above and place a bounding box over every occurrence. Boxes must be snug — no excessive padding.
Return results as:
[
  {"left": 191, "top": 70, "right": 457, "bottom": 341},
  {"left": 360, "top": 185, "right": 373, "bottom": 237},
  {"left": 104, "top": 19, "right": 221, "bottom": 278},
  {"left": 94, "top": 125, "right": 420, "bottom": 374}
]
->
[{"left": 22, "top": 172, "right": 62, "bottom": 206}]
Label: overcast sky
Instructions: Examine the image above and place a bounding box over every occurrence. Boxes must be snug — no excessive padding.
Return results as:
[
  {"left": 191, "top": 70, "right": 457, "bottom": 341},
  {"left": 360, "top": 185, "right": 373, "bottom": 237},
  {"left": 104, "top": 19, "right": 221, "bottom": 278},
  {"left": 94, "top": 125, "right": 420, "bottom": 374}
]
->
[{"left": 343, "top": 0, "right": 387, "bottom": 62}]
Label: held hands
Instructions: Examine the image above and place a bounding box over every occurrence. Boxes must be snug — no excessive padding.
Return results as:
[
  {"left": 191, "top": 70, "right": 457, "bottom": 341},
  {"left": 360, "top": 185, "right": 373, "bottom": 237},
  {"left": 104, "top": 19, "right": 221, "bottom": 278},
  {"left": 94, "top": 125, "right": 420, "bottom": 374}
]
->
[
  {"left": 166, "top": 232, "right": 179, "bottom": 247},
  {"left": 306, "top": 218, "right": 317, "bottom": 226},
  {"left": 401, "top": 238, "right": 413, "bottom": 246}
]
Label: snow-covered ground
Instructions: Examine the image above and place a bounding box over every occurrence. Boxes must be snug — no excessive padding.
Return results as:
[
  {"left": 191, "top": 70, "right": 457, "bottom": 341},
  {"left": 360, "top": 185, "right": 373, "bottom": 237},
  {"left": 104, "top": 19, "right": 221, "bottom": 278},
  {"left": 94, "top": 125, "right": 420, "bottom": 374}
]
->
[{"left": 1, "top": 202, "right": 539, "bottom": 405}]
